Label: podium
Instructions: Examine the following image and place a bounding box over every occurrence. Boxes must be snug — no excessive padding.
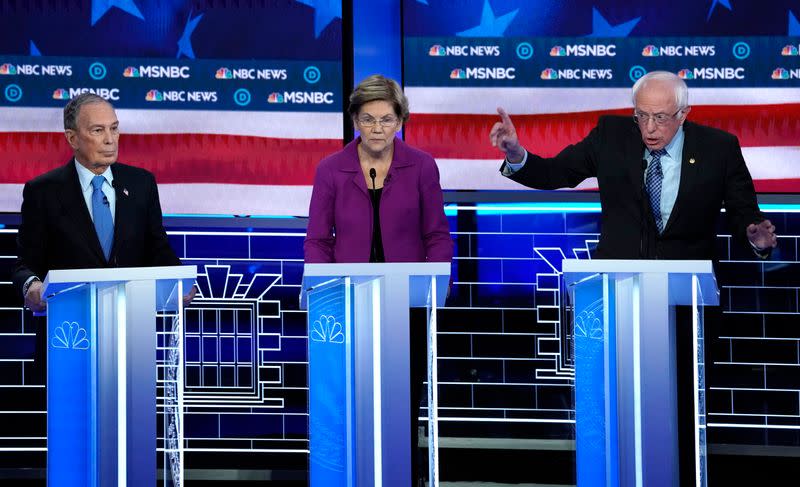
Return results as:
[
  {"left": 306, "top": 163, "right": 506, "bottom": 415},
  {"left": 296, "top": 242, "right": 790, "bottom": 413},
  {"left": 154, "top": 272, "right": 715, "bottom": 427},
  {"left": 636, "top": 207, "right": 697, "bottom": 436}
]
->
[
  {"left": 41, "top": 265, "right": 196, "bottom": 487},
  {"left": 300, "top": 262, "right": 450, "bottom": 487},
  {"left": 562, "top": 260, "right": 718, "bottom": 487}
]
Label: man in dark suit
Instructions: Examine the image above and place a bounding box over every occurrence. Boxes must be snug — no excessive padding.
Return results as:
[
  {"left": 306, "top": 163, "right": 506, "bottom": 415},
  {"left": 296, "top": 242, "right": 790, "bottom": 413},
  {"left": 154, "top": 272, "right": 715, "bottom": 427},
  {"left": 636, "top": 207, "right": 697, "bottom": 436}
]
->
[
  {"left": 490, "top": 70, "right": 777, "bottom": 484},
  {"left": 12, "top": 92, "right": 193, "bottom": 379},
  {"left": 490, "top": 70, "right": 777, "bottom": 257}
]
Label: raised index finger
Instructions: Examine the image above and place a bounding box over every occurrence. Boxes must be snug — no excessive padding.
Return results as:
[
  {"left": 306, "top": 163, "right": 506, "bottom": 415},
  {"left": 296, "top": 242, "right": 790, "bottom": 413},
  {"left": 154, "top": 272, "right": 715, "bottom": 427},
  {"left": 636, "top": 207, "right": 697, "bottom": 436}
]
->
[{"left": 497, "top": 107, "right": 514, "bottom": 126}]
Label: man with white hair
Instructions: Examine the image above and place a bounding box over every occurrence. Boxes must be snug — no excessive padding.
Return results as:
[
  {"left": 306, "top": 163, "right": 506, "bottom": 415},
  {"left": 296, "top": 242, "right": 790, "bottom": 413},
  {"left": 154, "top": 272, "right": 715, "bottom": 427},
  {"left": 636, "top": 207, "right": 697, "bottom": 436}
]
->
[
  {"left": 490, "top": 70, "right": 776, "bottom": 259},
  {"left": 490, "top": 71, "right": 777, "bottom": 484}
]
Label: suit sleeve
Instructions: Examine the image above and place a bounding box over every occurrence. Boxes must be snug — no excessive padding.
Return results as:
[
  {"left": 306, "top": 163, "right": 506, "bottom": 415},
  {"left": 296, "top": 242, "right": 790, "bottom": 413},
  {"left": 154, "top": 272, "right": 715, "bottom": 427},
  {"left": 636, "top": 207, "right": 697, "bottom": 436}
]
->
[
  {"left": 12, "top": 181, "right": 47, "bottom": 295},
  {"left": 419, "top": 157, "right": 453, "bottom": 263},
  {"left": 721, "top": 135, "right": 764, "bottom": 247},
  {"left": 144, "top": 172, "right": 181, "bottom": 267},
  {"left": 502, "top": 124, "right": 600, "bottom": 190},
  {"left": 304, "top": 162, "right": 336, "bottom": 263}
]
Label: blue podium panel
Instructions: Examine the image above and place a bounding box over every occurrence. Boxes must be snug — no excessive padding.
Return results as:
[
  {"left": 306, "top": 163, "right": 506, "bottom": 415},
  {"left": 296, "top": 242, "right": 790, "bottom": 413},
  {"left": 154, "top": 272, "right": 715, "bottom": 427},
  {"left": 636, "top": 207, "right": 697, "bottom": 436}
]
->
[
  {"left": 42, "top": 266, "right": 195, "bottom": 487},
  {"left": 48, "top": 285, "right": 96, "bottom": 487},
  {"left": 302, "top": 262, "right": 450, "bottom": 487},
  {"left": 572, "top": 275, "right": 618, "bottom": 487},
  {"left": 564, "top": 260, "right": 718, "bottom": 487},
  {"left": 307, "top": 278, "right": 354, "bottom": 486}
]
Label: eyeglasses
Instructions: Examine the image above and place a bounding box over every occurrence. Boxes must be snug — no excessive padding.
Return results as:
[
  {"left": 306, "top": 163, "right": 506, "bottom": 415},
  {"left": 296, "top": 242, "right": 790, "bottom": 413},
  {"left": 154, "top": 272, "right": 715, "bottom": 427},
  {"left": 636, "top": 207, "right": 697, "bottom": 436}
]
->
[
  {"left": 633, "top": 109, "right": 683, "bottom": 126},
  {"left": 357, "top": 116, "right": 399, "bottom": 128}
]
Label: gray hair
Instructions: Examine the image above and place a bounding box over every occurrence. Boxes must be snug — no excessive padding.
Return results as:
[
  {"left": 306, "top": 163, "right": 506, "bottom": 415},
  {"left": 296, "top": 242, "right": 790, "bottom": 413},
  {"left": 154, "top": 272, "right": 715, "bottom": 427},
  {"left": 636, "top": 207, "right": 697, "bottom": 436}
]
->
[
  {"left": 631, "top": 71, "right": 689, "bottom": 109},
  {"left": 348, "top": 74, "right": 410, "bottom": 123},
  {"left": 63, "top": 93, "right": 112, "bottom": 131}
]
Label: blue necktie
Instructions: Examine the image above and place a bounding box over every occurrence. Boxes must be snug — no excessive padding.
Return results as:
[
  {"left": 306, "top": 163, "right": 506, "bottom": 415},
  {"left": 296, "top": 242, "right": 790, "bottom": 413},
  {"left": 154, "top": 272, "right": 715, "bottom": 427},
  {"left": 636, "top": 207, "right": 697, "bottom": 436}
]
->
[
  {"left": 91, "top": 175, "right": 113, "bottom": 260},
  {"left": 645, "top": 148, "right": 668, "bottom": 233}
]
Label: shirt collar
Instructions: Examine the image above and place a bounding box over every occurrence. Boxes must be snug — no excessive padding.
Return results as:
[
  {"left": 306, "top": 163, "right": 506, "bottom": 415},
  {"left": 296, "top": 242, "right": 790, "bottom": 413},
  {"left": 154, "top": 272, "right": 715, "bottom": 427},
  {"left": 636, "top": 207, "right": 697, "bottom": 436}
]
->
[
  {"left": 74, "top": 158, "right": 114, "bottom": 191},
  {"left": 647, "top": 125, "right": 684, "bottom": 160}
]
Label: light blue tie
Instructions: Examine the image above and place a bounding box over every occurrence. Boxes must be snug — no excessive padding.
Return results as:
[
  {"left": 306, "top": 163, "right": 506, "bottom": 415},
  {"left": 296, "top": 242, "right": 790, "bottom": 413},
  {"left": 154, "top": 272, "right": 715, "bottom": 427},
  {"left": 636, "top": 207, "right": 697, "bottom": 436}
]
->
[
  {"left": 645, "top": 148, "right": 668, "bottom": 233},
  {"left": 91, "top": 175, "right": 113, "bottom": 260}
]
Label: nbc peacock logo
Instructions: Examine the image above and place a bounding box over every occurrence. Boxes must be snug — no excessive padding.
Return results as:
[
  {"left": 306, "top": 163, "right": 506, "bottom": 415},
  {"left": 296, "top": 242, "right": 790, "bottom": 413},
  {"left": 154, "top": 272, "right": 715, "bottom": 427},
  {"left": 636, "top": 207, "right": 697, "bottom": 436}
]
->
[
  {"left": 449, "top": 68, "right": 466, "bottom": 79},
  {"left": 549, "top": 46, "right": 567, "bottom": 57},
  {"left": 429, "top": 45, "right": 446, "bottom": 56},
  {"left": 781, "top": 45, "right": 799, "bottom": 56},
  {"left": 677, "top": 69, "right": 695, "bottom": 80},
  {"left": 642, "top": 45, "right": 660, "bottom": 57},
  {"left": 145, "top": 89, "right": 164, "bottom": 101},
  {"left": 123, "top": 66, "right": 141, "bottom": 77},
  {"left": 267, "top": 92, "right": 285, "bottom": 103},
  {"left": 51, "top": 321, "right": 90, "bottom": 350},
  {"left": 0, "top": 63, "right": 16, "bottom": 75},
  {"left": 540, "top": 68, "right": 558, "bottom": 80},
  {"left": 215, "top": 67, "right": 232, "bottom": 79},
  {"left": 771, "top": 68, "right": 790, "bottom": 80},
  {"left": 52, "top": 88, "right": 70, "bottom": 100}
]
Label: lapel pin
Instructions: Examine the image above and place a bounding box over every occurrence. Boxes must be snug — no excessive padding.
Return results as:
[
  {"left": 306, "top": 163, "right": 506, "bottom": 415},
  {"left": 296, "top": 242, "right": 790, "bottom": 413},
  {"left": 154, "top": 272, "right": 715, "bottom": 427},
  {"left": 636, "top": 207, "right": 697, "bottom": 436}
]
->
[
  {"left": 123, "top": 188, "right": 129, "bottom": 196},
  {"left": 689, "top": 158, "right": 696, "bottom": 164}
]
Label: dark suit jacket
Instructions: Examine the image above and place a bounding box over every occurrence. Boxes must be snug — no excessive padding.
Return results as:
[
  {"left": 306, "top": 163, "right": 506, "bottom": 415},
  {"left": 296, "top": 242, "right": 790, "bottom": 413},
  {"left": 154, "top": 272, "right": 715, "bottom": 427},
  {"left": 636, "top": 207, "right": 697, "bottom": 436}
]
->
[
  {"left": 12, "top": 161, "right": 180, "bottom": 293},
  {"left": 503, "top": 116, "right": 764, "bottom": 260}
]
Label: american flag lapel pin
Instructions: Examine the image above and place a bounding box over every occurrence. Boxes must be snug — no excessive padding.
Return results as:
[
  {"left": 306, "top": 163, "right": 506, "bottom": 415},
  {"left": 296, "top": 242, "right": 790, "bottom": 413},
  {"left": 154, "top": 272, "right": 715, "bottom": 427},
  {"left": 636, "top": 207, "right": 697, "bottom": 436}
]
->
[{"left": 123, "top": 188, "right": 129, "bottom": 196}]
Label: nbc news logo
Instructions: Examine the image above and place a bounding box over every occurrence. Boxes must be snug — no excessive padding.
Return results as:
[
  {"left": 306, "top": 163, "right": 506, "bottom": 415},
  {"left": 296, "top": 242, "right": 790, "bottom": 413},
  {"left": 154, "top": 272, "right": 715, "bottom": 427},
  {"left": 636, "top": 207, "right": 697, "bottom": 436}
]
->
[
  {"left": 772, "top": 68, "right": 800, "bottom": 79},
  {"left": 429, "top": 45, "right": 446, "bottom": 56},
  {"left": 781, "top": 45, "right": 799, "bottom": 56},
  {"left": 642, "top": 45, "right": 660, "bottom": 56}
]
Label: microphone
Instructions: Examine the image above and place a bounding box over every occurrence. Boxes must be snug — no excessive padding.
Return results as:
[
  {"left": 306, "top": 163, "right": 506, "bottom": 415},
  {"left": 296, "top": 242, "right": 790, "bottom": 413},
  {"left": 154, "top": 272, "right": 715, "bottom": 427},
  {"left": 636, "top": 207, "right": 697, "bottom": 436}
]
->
[
  {"left": 640, "top": 159, "right": 649, "bottom": 259},
  {"left": 368, "top": 168, "right": 378, "bottom": 262}
]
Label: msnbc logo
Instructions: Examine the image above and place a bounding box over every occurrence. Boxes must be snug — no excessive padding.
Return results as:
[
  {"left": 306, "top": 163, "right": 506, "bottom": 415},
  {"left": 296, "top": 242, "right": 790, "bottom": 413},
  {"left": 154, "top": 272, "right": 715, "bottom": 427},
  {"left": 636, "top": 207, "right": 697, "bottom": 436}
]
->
[
  {"left": 52, "top": 89, "right": 70, "bottom": 100},
  {"left": 772, "top": 68, "right": 790, "bottom": 80},
  {"left": 267, "top": 92, "right": 285, "bottom": 103},
  {"left": 782, "top": 45, "right": 799, "bottom": 56},
  {"left": 449, "top": 69, "right": 466, "bottom": 79},
  {"left": 215, "top": 68, "right": 233, "bottom": 79},
  {"left": 642, "top": 45, "right": 660, "bottom": 56},
  {"left": 123, "top": 66, "right": 141, "bottom": 77},
  {"left": 677, "top": 69, "right": 696, "bottom": 80},
  {"left": 0, "top": 63, "right": 16, "bottom": 75},
  {"left": 429, "top": 45, "right": 446, "bottom": 56},
  {"left": 549, "top": 46, "right": 567, "bottom": 57},
  {"left": 145, "top": 89, "right": 164, "bottom": 101},
  {"left": 540, "top": 68, "right": 558, "bottom": 80}
]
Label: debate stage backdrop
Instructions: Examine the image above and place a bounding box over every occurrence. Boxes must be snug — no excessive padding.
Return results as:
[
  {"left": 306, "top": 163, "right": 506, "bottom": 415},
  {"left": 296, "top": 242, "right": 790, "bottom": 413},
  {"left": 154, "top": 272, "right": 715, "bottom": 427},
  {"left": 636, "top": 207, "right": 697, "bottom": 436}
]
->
[{"left": 1, "top": 1, "right": 799, "bottom": 484}]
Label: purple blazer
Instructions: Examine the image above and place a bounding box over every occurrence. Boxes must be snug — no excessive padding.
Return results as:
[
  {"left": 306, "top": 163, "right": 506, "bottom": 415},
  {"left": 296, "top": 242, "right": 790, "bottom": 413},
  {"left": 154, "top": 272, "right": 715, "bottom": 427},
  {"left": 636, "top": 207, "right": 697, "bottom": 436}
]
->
[{"left": 304, "top": 137, "right": 453, "bottom": 263}]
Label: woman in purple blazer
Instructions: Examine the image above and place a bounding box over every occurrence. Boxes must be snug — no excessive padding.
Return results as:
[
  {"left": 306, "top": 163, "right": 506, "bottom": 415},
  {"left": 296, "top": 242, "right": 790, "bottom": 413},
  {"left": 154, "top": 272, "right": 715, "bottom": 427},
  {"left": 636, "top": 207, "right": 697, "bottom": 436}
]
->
[
  {"left": 304, "top": 74, "right": 453, "bottom": 264},
  {"left": 304, "top": 75, "right": 452, "bottom": 487}
]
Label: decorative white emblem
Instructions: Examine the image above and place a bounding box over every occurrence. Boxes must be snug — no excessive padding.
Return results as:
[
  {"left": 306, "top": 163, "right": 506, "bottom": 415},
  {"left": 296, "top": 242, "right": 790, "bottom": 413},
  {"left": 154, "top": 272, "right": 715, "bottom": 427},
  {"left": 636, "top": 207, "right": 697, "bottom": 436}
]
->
[
  {"left": 311, "top": 315, "right": 344, "bottom": 343},
  {"left": 51, "top": 321, "right": 90, "bottom": 350}
]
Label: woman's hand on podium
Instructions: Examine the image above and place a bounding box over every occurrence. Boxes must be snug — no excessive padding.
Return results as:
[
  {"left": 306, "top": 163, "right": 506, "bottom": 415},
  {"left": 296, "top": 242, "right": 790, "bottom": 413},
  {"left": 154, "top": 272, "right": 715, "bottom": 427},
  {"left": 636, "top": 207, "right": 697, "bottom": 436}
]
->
[{"left": 183, "top": 284, "right": 198, "bottom": 307}]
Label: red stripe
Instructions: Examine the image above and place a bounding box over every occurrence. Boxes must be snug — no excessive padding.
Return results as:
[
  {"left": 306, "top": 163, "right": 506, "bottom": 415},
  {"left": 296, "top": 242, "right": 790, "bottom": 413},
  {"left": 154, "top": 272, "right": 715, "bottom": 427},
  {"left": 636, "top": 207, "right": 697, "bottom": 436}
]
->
[
  {"left": 753, "top": 179, "right": 800, "bottom": 193},
  {"left": 406, "top": 104, "right": 800, "bottom": 159},
  {"left": 0, "top": 132, "right": 342, "bottom": 184}
]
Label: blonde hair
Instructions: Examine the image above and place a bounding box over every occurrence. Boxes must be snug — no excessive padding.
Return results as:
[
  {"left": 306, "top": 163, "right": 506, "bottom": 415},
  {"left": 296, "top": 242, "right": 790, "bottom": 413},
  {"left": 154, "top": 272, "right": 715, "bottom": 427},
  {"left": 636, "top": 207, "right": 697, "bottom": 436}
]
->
[{"left": 348, "top": 74, "right": 410, "bottom": 123}]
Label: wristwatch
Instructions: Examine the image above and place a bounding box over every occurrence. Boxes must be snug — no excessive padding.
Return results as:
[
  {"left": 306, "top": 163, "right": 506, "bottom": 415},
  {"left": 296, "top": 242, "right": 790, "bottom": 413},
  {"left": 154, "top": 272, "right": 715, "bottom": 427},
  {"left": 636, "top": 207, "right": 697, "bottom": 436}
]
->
[{"left": 22, "top": 276, "right": 41, "bottom": 297}]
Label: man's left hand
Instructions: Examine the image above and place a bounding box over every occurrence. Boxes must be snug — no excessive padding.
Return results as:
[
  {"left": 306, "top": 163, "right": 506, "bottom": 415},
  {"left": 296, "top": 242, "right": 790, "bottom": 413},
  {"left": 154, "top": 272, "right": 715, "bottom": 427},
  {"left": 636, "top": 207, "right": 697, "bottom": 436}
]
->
[{"left": 747, "top": 219, "right": 777, "bottom": 251}]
